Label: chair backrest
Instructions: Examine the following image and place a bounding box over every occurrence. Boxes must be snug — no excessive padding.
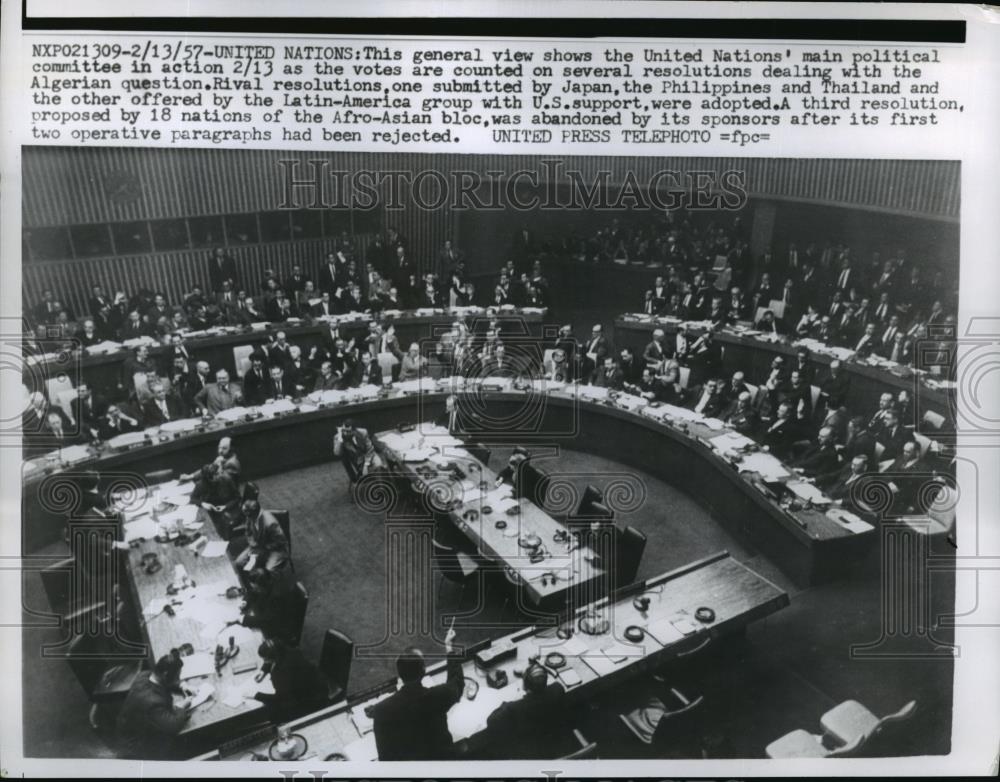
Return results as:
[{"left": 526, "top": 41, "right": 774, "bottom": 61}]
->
[
  {"left": 55, "top": 388, "right": 78, "bottom": 423},
  {"left": 615, "top": 525, "right": 647, "bottom": 587},
  {"left": 518, "top": 462, "right": 551, "bottom": 508},
  {"left": 559, "top": 728, "right": 598, "bottom": 760},
  {"left": 712, "top": 255, "right": 728, "bottom": 272},
  {"left": 926, "top": 488, "right": 956, "bottom": 533},
  {"left": 653, "top": 690, "right": 706, "bottom": 745},
  {"left": 768, "top": 299, "right": 786, "bottom": 319},
  {"left": 912, "top": 431, "right": 932, "bottom": 458},
  {"left": 922, "top": 410, "right": 945, "bottom": 430},
  {"left": 431, "top": 538, "right": 461, "bottom": 575},
  {"left": 754, "top": 306, "right": 769, "bottom": 325},
  {"left": 318, "top": 629, "right": 354, "bottom": 698},
  {"left": 861, "top": 701, "right": 918, "bottom": 756},
  {"left": 233, "top": 344, "right": 255, "bottom": 379},
  {"left": 465, "top": 443, "right": 491, "bottom": 469},
  {"left": 826, "top": 730, "right": 868, "bottom": 758},
  {"left": 242, "top": 481, "right": 260, "bottom": 501},
  {"left": 287, "top": 581, "right": 309, "bottom": 646},
  {"left": 810, "top": 385, "right": 821, "bottom": 409},
  {"left": 542, "top": 348, "right": 556, "bottom": 374},
  {"left": 45, "top": 375, "right": 75, "bottom": 405},
  {"left": 678, "top": 366, "right": 691, "bottom": 389},
  {"left": 144, "top": 469, "right": 174, "bottom": 486},
  {"left": 66, "top": 632, "right": 113, "bottom": 697},
  {"left": 40, "top": 557, "right": 75, "bottom": 616},
  {"left": 266, "top": 509, "right": 291, "bottom": 554}
]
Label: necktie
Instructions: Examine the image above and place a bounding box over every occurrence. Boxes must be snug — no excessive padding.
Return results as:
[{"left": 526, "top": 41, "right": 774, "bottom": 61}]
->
[
  {"left": 839, "top": 270, "right": 849, "bottom": 289},
  {"left": 159, "top": 400, "right": 169, "bottom": 420}
]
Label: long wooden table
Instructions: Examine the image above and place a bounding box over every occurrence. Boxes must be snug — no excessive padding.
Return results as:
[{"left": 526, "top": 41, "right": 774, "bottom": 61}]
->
[
  {"left": 193, "top": 551, "right": 788, "bottom": 761},
  {"left": 119, "top": 484, "right": 267, "bottom": 755},
  {"left": 614, "top": 314, "right": 953, "bottom": 425},
  {"left": 23, "top": 387, "right": 877, "bottom": 586},
  {"left": 374, "top": 423, "right": 605, "bottom": 608},
  {"left": 26, "top": 307, "right": 546, "bottom": 398}
]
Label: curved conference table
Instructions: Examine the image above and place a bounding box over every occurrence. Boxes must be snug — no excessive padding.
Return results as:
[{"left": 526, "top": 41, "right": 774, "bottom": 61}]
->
[
  {"left": 614, "top": 314, "right": 954, "bottom": 425},
  {"left": 23, "top": 382, "right": 875, "bottom": 587}
]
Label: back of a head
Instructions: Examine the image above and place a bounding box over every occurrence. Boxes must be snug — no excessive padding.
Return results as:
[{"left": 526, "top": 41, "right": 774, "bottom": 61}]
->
[
  {"left": 396, "top": 646, "right": 426, "bottom": 683},
  {"left": 523, "top": 663, "right": 549, "bottom": 695},
  {"left": 154, "top": 649, "right": 183, "bottom": 684}
]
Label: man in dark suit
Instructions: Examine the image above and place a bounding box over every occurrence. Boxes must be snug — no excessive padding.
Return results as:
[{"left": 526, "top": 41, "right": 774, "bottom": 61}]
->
[
  {"left": 824, "top": 454, "right": 878, "bottom": 513},
  {"left": 641, "top": 329, "right": 670, "bottom": 372},
  {"left": 207, "top": 247, "right": 237, "bottom": 293},
  {"left": 875, "top": 409, "right": 914, "bottom": 461},
  {"left": 372, "top": 626, "right": 463, "bottom": 761},
  {"left": 263, "top": 364, "right": 295, "bottom": 401},
  {"left": 754, "top": 309, "right": 787, "bottom": 336},
  {"left": 70, "top": 383, "right": 105, "bottom": 437},
  {"left": 350, "top": 351, "right": 381, "bottom": 387},
  {"left": 118, "top": 309, "right": 153, "bottom": 341},
  {"left": 252, "top": 638, "right": 330, "bottom": 724},
  {"left": 887, "top": 440, "right": 931, "bottom": 513},
  {"left": 241, "top": 352, "right": 269, "bottom": 406},
  {"left": 483, "top": 664, "right": 568, "bottom": 759},
  {"left": 791, "top": 426, "right": 841, "bottom": 479},
  {"left": 141, "top": 381, "right": 185, "bottom": 427},
  {"left": 96, "top": 403, "right": 141, "bottom": 441},
  {"left": 723, "top": 391, "right": 759, "bottom": 435},
  {"left": 760, "top": 401, "right": 801, "bottom": 461},
  {"left": 115, "top": 651, "right": 192, "bottom": 760},
  {"left": 617, "top": 348, "right": 640, "bottom": 386},
  {"left": 591, "top": 357, "right": 624, "bottom": 390},
  {"left": 235, "top": 500, "right": 290, "bottom": 572},
  {"left": 818, "top": 359, "right": 851, "bottom": 413},
  {"left": 311, "top": 291, "right": 338, "bottom": 319}
]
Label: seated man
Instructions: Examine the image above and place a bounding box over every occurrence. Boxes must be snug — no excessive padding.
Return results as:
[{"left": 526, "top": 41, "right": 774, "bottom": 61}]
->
[
  {"left": 189, "top": 464, "right": 242, "bottom": 539},
  {"left": 886, "top": 440, "right": 931, "bottom": 513},
  {"left": 240, "top": 560, "right": 299, "bottom": 641},
  {"left": 791, "top": 426, "right": 841, "bottom": 479},
  {"left": 141, "top": 381, "right": 185, "bottom": 427},
  {"left": 372, "top": 626, "right": 462, "bottom": 761},
  {"left": 180, "top": 436, "right": 241, "bottom": 485},
  {"left": 194, "top": 368, "right": 243, "bottom": 415},
  {"left": 760, "top": 401, "right": 802, "bottom": 461},
  {"left": 333, "top": 418, "right": 381, "bottom": 485},
  {"left": 241, "top": 352, "right": 269, "bottom": 406},
  {"left": 591, "top": 356, "right": 624, "bottom": 390},
  {"left": 483, "top": 663, "right": 568, "bottom": 760},
  {"left": 115, "top": 650, "right": 193, "bottom": 760},
  {"left": 826, "top": 454, "right": 881, "bottom": 515},
  {"left": 96, "top": 403, "right": 141, "bottom": 441},
  {"left": 253, "top": 638, "right": 330, "bottom": 724},
  {"left": 399, "top": 342, "right": 429, "bottom": 381},
  {"left": 723, "top": 390, "right": 759, "bottom": 435},
  {"left": 234, "top": 500, "right": 290, "bottom": 573},
  {"left": 875, "top": 409, "right": 914, "bottom": 461},
  {"left": 688, "top": 377, "right": 725, "bottom": 418},
  {"left": 264, "top": 363, "right": 295, "bottom": 402}
]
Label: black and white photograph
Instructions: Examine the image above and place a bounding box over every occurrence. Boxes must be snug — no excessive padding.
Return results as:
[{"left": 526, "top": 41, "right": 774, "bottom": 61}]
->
[{"left": 16, "top": 148, "right": 963, "bottom": 763}]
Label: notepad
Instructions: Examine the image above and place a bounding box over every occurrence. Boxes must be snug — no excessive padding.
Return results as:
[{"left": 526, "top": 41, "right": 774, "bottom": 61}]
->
[
  {"left": 179, "top": 653, "right": 216, "bottom": 680},
  {"left": 199, "top": 540, "right": 229, "bottom": 558},
  {"left": 123, "top": 516, "right": 159, "bottom": 543}
]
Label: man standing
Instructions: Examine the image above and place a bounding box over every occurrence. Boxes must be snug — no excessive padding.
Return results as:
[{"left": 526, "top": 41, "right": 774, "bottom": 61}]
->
[
  {"left": 373, "top": 626, "right": 462, "bottom": 761},
  {"left": 208, "top": 247, "right": 237, "bottom": 293},
  {"left": 333, "top": 418, "right": 382, "bottom": 485}
]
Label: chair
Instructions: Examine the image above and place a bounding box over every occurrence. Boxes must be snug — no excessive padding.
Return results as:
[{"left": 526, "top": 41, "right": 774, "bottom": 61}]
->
[
  {"left": 900, "top": 486, "right": 956, "bottom": 538},
  {"left": 765, "top": 728, "right": 866, "bottom": 758},
  {"left": 66, "top": 631, "right": 145, "bottom": 729},
  {"left": 913, "top": 431, "right": 933, "bottom": 458},
  {"left": 39, "top": 557, "right": 106, "bottom": 620},
  {"left": 820, "top": 699, "right": 918, "bottom": 747},
  {"left": 619, "top": 686, "right": 705, "bottom": 753},
  {"left": 233, "top": 344, "right": 255, "bottom": 379},
  {"left": 464, "top": 443, "right": 492, "bottom": 469},
  {"left": 56, "top": 388, "right": 79, "bottom": 423},
  {"left": 45, "top": 375, "right": 75, "bottom": 408},
  {"left": 242, "top": 481, "right": 260, "bottom": 502},
  {"left": 144, "top": 469, "right": 173, "bottom": 485},
  {"left": 520, "top": 462, "right": 552, "bottom": 509},
  {"left": 614, "top": 525, "right": 647, "bottom": 588},
  {"left": 286, "top": 581, "right": 309, "bottom": 647},
  {"left": 575, "top": 484, "right": 604, "bottom": 517},
  {"left": 432, "top": 539, "right": 480, "bottom": 612},
  {"left": 558, "top": 728, "right": 598, "bottom": 760},
  {"left": 265, "top": 509, "right": 291, "bottom": 557},
  {"left": 678, "top": 366, "right": 691, "bottom": 389},
  {"left": 768, "top": 299, "right": 787, "bottom": 320},
  {"left": 318, "top": 629, "right": 354, "bottom": 703},
  {"left": 922, "top": 409, "right": 946, "bottom": 431}
]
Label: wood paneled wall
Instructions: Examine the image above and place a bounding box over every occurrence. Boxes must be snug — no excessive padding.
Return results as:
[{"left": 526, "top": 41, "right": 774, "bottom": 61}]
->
[{"left": 22, "top": 149, "right": 959, "bottom": 318}]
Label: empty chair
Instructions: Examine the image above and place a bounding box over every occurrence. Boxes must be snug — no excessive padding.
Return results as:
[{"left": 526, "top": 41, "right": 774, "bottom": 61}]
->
[
  {"left": 614, "top": 525, "right": 647, "bottom": 588},
  {"left": 518, "top": 462, "right": 551, "bottom": 508},
  {"left": 232, "top": 344, "right": 255, "bottom": 379},
  {"left": 558, "top": 728, "right": 598, "bottom": 760},
  {"left": 143, "top": 469, "right": 173, "bottom": 485},
  {"left": 766, "top": 727, "right": 866, "bottom": 759},
  {"left": 821, "top": 699, "right": 918, "bottom": 747},
  {"left": 286, "top": 581, "right": 309, "bottom": 647},
  {"left": 619, "top": 686, "right": 705, "bottom": 756},
  {"left": 575, "top": 484, "right": 604, "bottom": 517},
  {"left": 39, "top": 558, "right": 108, "bottom": 622},
  {"left": 464, "top": 443, "right": 492, "bottom": 469},
  {"left": 432, "top": 538, "right": 481, "bottom": 614},
  {"left": 66, "top": 632, "right": 145, "bottom": 729},
  {"left": 318, "top": 629, "right": 354, "bottom": 703}
]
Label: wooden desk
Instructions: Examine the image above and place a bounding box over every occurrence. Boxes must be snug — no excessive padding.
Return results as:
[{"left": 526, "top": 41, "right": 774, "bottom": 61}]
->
[
  {"left": 373, "top": 423, "right": 605, "bottom": 608},
  {"left": 613, "top": 315, "right": 953, "bottom": 424},
  {"left": 194, "top": 551, "right": 788, "bottom": 761},
  {"left": 121, "top": 487, "right": 267, "bottom": 754}
]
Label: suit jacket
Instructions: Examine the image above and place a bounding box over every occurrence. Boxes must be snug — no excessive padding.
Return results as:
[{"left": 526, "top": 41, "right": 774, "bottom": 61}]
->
[
  {"left": 97, "top": 414, "right": 140, "bottom": 441},
  {"left": 194, "top": 382, "right": 243, "bottom": 415},
  {"left": 115, "top": 672, "right": 189, "bottom": 760},
  {"left": 724, "top": 404, "right": 759, "bottom": 435},
  {"left": 70, "top": 395, "right": 105, "bottom": 431},
  {"left": 876, "top": 424, "right": 914, "bottom": 461},
  {"left": 689, "top": 387, "right": 725, "bottom": 418},
  {"left": 592, "top": 366, "right": 624, "bottom": 390},
  {"left": 207, "top": 254, "right": 237, "bottom": 292},
  {"left": 483, "top": 684, "right": 569, "bottom": 760},
  {"left": 761, "top": 417, "right": 802, "bottom": 460},
  {"left": 351, "top": 361, "right": 381, "bottom": 387},
  {"left": 244, "top": 510, "right": 290, "bottom": 570},
  {"left": 372, "top": 655, "right": 464, "bottom": 761},
  {"left": 792, "top": 443, "right": 841, "bottom": 479},
  {"left": 642, "top": 340, "right": 670, "bottom": 369},
  {"left": 141, "top": 395, "right": 185, "bottom": 427},
  {"left": 262, "top": 374, "right": 296, "bottom": 400}
]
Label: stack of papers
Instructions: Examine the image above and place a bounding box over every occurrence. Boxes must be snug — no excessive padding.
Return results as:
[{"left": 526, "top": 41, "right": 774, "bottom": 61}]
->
[
  {"left": 786, "top": 480, "right": 831, "bottom": 506},
  {"left": 614, "top": 394, "right": 647, "bottom": 412},
  {"left": 159, "top": 418, "right": 202, "bottom": 433},
  {"left": 158, "top": 504, "right": 200, "bottom": 527},
  {"left": 447, "top": 686, "right": 505, "bottom": 739},
  {"left": 394, "top": 378, "right": 433, "bottom": 394},
  {"left": 308, "top": 389, "right": 347, "bottom": 405},
  {"left": 84, "top": 340, "right": 123, "bottom": 354},
  {"left": 344, "top": 384, "right": 381, "bottom": 401},
  {"left": 260, "top": 399, "right": 296, "bottom": 416},
  {"left": 478, "top": 376, "right": 513, "bottom": 390},
  {"left": 826, "top": 507, "right": 875, "bottom": 534},
  {"left": 179, "top": 653, "right": 216, "bottom": 680},
  {"left": 709, "top": 431, "right": 756, "bottom": 453},
  {"left": 739, "top": 451, "right": 791, "bottom": 481},
  {"left": 215, "top": 406, "right": 252, "bottom": 422},
  {"left": 48, "top": 444, "right": 92, "bottom": 464},
  {"left": 123, "top": 516, "right": 159, "bottom": 543},
  {"left": 106, "top": 431, "right": 147, "bottom": 449},
  {"left": 576, "top": 385, "right": 609, "bottom": 401}
]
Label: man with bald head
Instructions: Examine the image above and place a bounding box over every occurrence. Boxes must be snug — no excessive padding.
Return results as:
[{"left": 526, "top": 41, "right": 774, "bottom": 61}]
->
[
  {"left": 484, "top": 662, "right": 569, "bottom": 759},
  {"left": 194, "top": 368, "right": 243, "bottom": 415},
  {"left": 792, "top": 426, "right": 841, "bottom": 479}
]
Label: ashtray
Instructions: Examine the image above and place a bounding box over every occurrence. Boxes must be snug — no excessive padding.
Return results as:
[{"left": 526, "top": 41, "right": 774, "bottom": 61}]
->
[
  {"left": 544, "top": 652, "right": 566, "bottom": 669},
  {"left": 481, "top": 505, "right": 493, "bottom": 515},
  {"left": 494, "top": 519, "right": 507, "bottom": 530},
  {"left": 695, "top": 606, "right": 716, "bottom": 623},
  {"left": 632, "top": 595, "right": 651, "bottom": 612},
  {"left": 528, "top": 550, "right": 545, "bottom": 564},
  {"left": 624, "top": 625, "right": 645, "bottom": 643},
  {"left": 518, "top": 533, "right": 542, "bottom": 549},
  {"left": 269, "top": 734, "right": 308, "bottom": 761},
  {"left": 462, "top": 509, "right": 479, "bottom": 522},
  {"left": 505, "top": 506, "right": 519, "bottom": 517},
  {"left": 579, "top": 613, "right": 610, "bottom": 635}
]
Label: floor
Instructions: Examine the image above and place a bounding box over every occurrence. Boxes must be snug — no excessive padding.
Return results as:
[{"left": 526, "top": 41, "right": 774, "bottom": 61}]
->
[{"left": 21, "top": 445, "right": 954, "bottom": 760}]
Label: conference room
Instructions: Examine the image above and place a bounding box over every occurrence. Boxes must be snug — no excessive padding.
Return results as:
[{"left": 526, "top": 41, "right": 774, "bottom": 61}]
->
[{"left": 20, "top": 149, "right": 959, "bottom": 763}]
